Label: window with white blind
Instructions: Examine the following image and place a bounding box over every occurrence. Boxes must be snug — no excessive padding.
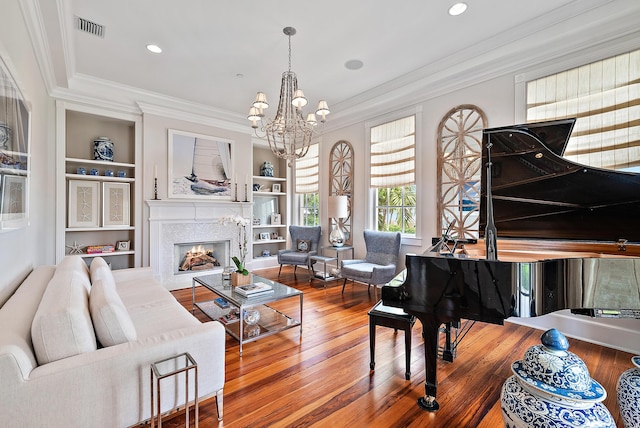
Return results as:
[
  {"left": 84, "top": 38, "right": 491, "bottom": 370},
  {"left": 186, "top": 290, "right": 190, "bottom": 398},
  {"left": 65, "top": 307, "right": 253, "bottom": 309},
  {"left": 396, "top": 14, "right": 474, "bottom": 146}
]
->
[
  {"left": 370, "top": 115, "right": 416, "bottom": 235},
  {"left": 295, "top": 143, "right": 319, "bottom": 226},
  {"left": 526, "top": 48, "right": 640, "bottom": 171}
]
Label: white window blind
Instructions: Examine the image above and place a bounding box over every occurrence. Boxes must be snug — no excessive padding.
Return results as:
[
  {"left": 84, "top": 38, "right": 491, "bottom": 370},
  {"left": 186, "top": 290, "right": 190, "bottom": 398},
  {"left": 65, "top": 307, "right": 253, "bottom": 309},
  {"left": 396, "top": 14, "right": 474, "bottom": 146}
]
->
[
  {"left": 370, "top": 115, "right": 416, "bottom": 188},
  {"left": 295, "top": 143, "right": 319, "bottom": 193},
  {"left": 526, "top": 49, "right": 640, "bottom": 170}
]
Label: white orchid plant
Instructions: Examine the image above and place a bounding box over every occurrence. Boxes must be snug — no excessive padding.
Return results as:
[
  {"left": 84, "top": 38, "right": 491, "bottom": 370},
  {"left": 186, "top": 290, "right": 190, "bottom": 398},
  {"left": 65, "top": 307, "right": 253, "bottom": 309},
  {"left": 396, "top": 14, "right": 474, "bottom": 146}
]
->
[{"left": 220, "top": 214, "right": 249, "bottom": 275}]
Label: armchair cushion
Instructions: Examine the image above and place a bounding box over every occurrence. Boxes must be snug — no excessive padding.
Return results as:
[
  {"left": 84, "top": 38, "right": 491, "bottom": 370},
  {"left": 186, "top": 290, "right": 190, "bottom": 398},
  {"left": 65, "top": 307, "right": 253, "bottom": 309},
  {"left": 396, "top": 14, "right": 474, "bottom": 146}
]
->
[{"left": 296, "top": 239, "right": 311, "bottom": 252}]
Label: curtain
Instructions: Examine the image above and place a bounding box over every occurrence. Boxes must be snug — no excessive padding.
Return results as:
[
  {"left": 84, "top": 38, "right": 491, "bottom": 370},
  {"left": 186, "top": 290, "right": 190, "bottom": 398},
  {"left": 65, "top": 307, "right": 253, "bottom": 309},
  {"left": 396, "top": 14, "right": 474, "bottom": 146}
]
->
[
  {"left": 370, "top": 115, "right": 415, "bottom": 188},
  {"left": 295, "top": 143, "right": 318, "bottom": 193},
  {"left": 526, "top": 49, "right": 640, "bottom": 170}
]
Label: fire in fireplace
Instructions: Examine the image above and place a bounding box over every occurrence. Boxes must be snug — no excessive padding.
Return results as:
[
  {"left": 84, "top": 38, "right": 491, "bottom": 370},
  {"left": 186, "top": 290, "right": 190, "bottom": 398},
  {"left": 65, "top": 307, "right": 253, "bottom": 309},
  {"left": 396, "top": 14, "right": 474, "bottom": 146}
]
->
[{"left": 174, "top": 241, "right": 229, "bottom": 274}]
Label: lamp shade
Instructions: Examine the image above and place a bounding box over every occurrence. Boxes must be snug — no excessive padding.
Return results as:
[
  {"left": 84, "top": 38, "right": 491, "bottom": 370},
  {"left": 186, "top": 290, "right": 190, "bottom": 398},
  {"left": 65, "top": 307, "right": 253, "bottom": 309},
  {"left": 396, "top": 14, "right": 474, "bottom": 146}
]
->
[{"left": 328, "top": 195, "right": 348, "bottom": 219}]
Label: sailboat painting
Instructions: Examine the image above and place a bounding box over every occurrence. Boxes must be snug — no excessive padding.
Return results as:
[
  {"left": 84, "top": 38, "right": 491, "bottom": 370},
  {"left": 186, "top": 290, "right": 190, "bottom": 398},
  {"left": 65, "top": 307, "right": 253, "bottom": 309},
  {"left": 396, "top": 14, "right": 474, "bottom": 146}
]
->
[{"left": 168, "top": 129, "right": 233, "bottom": 199}]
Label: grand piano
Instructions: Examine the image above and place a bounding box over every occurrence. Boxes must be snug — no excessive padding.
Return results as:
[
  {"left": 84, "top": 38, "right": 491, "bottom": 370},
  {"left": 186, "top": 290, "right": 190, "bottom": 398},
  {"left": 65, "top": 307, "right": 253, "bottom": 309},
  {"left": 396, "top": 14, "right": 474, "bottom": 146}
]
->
[{"left": 382, "top": 118, "right": 640, "bottom": 411}]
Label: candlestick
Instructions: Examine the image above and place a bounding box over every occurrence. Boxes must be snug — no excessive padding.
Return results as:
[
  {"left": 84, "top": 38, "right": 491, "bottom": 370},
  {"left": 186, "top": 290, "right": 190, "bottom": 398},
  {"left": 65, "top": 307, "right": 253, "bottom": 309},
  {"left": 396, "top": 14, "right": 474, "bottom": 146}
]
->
[
  {"left": 244, "top": 183, "right": 249, "bottom": 202},
  {"left": 153, "top": 177, "right": 160, "bottom": 200},
  {"left": 234, "top": 183, "right": 238, "bottom": 202}
]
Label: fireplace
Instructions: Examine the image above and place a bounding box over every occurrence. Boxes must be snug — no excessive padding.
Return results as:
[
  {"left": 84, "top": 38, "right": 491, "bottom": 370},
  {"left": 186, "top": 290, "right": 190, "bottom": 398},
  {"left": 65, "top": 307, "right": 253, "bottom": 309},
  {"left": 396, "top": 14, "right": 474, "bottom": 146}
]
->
[{"left": 174, "top": 240, "right": 229, "bottom": 274}]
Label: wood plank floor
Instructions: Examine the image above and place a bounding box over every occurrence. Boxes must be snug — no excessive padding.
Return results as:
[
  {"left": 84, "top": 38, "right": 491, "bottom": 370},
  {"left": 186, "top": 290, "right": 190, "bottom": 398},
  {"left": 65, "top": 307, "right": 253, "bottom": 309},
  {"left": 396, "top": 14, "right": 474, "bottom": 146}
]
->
[{"left": 158, "top": 266, "right": 633, "bottom": 427}]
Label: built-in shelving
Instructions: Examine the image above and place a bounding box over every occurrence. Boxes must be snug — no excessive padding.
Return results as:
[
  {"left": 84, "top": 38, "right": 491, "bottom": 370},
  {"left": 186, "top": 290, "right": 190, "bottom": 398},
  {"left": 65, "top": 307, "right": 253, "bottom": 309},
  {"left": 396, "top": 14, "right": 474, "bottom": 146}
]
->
[{"left": 55, "top": 101, "right": 142, "bottom": 269}]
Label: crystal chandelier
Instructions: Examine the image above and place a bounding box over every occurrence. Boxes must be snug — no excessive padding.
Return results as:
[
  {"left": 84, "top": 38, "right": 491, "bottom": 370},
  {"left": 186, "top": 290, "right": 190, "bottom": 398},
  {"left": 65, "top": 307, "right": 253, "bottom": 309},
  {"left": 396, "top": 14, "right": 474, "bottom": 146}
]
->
[{"left": 248, "top": 27, "right": 329, "bottom": 164}]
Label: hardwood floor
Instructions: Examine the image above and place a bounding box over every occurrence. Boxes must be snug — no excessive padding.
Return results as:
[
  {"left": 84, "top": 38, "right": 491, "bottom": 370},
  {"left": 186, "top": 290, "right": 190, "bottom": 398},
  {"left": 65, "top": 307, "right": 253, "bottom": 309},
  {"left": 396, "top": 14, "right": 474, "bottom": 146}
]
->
[{"left": 160, "top": 266, "right": 632, "bottom": 427}]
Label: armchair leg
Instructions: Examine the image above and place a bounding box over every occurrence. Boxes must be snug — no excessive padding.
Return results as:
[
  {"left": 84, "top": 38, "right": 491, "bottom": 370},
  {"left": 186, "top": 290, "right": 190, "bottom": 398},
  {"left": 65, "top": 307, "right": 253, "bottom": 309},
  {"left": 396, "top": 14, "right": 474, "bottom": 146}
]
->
[
  {"left": 293, "top": 265, "right": 297, "bottom": 277},
  {"left": 341, "top": 278, "right": 348, "bottom": 293},
  {"left": 278, "top": 264, "right": 283, "bottom": 277}
]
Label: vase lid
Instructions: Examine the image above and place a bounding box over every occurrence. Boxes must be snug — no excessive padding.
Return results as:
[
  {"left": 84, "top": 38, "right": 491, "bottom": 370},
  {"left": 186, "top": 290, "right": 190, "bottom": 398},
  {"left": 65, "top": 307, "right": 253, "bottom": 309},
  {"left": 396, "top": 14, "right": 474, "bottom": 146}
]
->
[
  {"left": 511, "top": 328, "right": 606, "bottom": 403},
  {"left": 632, "top": 355, "right": 640, "bottom": 368}
]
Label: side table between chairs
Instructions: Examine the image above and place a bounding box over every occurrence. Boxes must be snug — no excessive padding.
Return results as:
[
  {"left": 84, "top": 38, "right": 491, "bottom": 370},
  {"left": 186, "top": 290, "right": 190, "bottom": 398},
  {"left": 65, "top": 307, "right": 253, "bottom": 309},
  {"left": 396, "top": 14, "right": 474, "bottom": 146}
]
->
[
  {"left": 368, "top": 300, "right": 416, "bottom": 380},
  {"left": 150, "top": 352, "right": 198, "bottom": 427}
]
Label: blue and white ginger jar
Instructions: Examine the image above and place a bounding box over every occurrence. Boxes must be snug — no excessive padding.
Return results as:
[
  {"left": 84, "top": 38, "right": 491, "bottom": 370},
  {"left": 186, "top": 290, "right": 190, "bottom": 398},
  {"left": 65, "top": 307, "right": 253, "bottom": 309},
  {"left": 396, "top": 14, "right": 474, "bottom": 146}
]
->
[
  {"left": 500, "top": 328, "right": 614, "bottom": 428},
  {"left": 260, "top": 161, "right": 274, "bottom": 177},
  {"left": 617, "top": 356, "right": 640, "bottom": 428}
]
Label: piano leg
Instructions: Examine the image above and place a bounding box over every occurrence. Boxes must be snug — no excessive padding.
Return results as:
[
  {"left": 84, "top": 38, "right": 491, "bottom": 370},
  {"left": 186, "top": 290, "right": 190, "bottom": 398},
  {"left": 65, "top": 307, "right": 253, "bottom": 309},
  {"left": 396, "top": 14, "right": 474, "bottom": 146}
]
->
[{"left": 416, "top": 316, "right": 441, "bottom": 411}]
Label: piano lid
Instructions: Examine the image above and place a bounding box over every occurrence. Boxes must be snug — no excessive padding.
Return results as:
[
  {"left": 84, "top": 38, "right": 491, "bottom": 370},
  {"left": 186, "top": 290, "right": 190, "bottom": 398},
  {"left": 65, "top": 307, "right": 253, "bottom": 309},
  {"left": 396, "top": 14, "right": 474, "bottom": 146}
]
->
[{"left": 479, "top": 118, "right": 640, "bottom": 243}]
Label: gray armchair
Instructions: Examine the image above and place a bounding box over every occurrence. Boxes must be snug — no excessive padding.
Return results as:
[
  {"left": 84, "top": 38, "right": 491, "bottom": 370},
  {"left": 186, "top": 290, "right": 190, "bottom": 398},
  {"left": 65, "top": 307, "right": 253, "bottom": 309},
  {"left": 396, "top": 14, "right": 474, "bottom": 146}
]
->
[
  {"left": 277, "top": 225, "right": 322, "bottom": 279},
  {"left": 341, "top": 230, "right": 401, "bottom": 294}
]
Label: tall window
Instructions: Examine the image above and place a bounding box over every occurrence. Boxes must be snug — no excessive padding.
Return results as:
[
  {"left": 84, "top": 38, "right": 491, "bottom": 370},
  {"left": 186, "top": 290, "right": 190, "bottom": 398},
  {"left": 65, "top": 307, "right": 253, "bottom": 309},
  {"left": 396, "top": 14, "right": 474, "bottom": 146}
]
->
[
  {"left": 295, "top": 143, "right": 319, "bottom": 226},
  {"left": 370, "top": 115, "right": 416, "bottom": 235},
  {"left": 526, "top": 48, "right": 640, "bottom": 171}
]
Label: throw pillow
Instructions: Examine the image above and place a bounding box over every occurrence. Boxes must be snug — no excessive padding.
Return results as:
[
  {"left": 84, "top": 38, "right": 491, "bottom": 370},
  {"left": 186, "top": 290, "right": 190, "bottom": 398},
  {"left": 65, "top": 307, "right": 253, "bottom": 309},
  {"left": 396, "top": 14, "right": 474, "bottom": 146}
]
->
[
  {"left": 296, "top": 239, "right": 311, "bottom": 252},
  {"left": 90, "top": 278, "right": 137, "bottom": 347}
]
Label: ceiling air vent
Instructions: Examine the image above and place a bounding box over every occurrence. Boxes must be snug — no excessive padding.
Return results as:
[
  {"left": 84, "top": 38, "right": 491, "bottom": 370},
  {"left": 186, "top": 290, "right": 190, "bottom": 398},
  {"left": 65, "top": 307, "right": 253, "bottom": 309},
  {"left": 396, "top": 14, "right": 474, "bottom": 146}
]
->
[{"left": 75, "top": 16, "right": 105, "bottom": 38}]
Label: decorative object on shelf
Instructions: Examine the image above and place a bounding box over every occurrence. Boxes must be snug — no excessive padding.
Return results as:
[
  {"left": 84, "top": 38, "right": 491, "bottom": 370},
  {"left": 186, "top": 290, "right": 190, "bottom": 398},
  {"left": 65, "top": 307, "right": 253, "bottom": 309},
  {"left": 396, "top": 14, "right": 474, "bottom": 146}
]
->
[
  {"left": 105, "top": 169, "right": 114, "bottom": 177},
  {"left": 117, "top": 170, "right": 126, "bottom": 177},
  {"left": 271, "top": 232, "right": 278, "bottom": 240},
  {"left": 89, "top": 168, "right": 99, "bottom": 176},
  {"left": 93, "top": 137, "right": 114, "bottom": 162},
  {"left": 253, "top": 184, "right": 261, "bottom": 191},
  {"left": 329, "top": 141, "right": 353, "bottom": 245},
  {"left": 247, "top": 27, "right": 330, "bottom": 165},
  {"left": 68, "top": 180, "right": 100, "bottom": 228},
  {"left": 65, "top": 240, "right": 84, "bottom": 255},
  {"left": 260, "top": 161, "right": 274, "bottom": 177},
  {"left": 0, "top": 122, "right": 10, "bottom": 149},
  {"left": 221, "top": 214, "right": 249, "bottom": 277},
  {"left": 102, "top": 182, "right": 130, "bottom": 227},
  {"left": 617, "top": 355, "right": 640, "bottom": 428},
  {"left": 262, "top": 250, "right": 270, "bottom": 257},
  {"left": 328, "top": 195, "right": 349, "bottom": 247},
  {"left": 272, "top": 183, "right": 281, "bottom": 193},
  {"left": 86, "top": 244, "right": 115, "bottom": 254},
  {"left": 500, "top": 328, "right": 614, "bottom": 428},
  {"left": 243, "top": 308, "right": 261, "bottom": 325},
  {"left": 270, "top": 212, "right": 281, "bottom": 225},
  {"left": 259, "top": 232, "right": 270, "bottom": 240},
  {"left": 252, "top": 217, "right": 260, "bottom": 225},
  {"left": 168, "top": 129, "right": 233, "bottom": 199},
  {"left": 116, "top": 240, "right": 130, "bottom": 251},
  {"left": 77, "top": 167, "right": 87, "bottom": 175}
]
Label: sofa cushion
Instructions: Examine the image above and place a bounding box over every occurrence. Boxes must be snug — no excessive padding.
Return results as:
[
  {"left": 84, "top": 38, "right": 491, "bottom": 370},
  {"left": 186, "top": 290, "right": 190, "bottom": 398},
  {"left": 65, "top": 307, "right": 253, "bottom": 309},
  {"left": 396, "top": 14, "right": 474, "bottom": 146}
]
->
[
  {"left": 90, "top": 256, "right": 114, "bottom": 284},
  {"left": 90, "top": 278, "right": 137, "bottom": 347},
  {"left": 31, "top": 265, "right": 97, "bottom": 365}
]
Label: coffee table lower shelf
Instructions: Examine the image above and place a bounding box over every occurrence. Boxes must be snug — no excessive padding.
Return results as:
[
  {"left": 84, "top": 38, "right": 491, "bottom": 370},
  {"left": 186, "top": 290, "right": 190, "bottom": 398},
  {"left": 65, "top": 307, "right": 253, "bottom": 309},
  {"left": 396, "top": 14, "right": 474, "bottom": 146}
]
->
[{"left": 195, "top": 300, "right": 301, "bottom": 347}]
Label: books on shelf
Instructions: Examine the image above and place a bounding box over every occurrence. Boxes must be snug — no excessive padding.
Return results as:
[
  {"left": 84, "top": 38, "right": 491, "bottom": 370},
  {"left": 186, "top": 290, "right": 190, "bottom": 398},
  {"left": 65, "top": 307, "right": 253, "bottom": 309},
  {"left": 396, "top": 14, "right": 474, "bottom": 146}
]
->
[
  {"left": 235, "top": 281, "right": 274, "bottom": 297},
  {"left": 86, "top": 245, "right": 115, "bottom": 254},
  {"left": 214, "top": 297, "right": 230, "bottom": 309},
  {"left": 218, "top": 312, "right": 239, "bottom": 324}
]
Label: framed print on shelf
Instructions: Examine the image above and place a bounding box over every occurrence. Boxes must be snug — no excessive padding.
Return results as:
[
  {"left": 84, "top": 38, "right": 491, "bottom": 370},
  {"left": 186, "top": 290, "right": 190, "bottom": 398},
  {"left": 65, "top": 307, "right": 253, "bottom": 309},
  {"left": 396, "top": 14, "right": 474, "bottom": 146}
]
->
[
  {"left": 116, "top": 240, "right": 130, "bottom": 251},
  {"left": 68, "top": 180, "right": 100, "bottom": 228},
  {"left": 103, "top": 182, "right": 130, "bottom": 227},
  {"left": 270, "top": 212, "right": 281, "bottom": 225},
  {"left": 272, "top": 183, "right": 281, "bottom": 193},
  {"left": 0, "top": 174, "right": 27, "bottom": 230},
  {"left": 259, "top": 232, "right": 270, "bottom": 240},
  {"left": 168, "top": 129, "right": 233, "bottom": 199}
]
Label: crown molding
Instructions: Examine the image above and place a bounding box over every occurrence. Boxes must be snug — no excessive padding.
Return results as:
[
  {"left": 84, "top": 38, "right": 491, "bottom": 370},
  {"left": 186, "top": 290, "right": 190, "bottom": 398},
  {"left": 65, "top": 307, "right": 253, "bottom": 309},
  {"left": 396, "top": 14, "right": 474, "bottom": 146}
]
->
[
  {"left": 136, "top": 102, "right": 251, "bottom": 134},
  {"left": 19, "top": 0, "right": 57, "bottom": 95}
]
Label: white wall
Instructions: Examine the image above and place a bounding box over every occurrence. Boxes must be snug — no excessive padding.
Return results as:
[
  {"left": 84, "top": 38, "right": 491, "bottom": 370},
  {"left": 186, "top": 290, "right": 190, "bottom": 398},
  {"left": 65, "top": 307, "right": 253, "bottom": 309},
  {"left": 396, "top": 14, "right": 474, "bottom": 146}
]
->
[{"left": 0, "top": 0, "right": 55, "bottom": 305}]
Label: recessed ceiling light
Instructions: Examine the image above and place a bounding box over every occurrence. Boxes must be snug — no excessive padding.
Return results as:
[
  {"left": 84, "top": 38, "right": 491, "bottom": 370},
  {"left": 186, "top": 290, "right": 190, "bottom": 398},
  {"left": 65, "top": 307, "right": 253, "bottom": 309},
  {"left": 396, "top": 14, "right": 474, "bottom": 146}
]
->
[
  {"left": 345, "top": 59, "right": 364, "bottom": 70},
  {"left": 146, "top": 44, "right": 162, "bottom": 54},
  {"left": 448, "top": 2, "right": 468, "bottom": 16}
]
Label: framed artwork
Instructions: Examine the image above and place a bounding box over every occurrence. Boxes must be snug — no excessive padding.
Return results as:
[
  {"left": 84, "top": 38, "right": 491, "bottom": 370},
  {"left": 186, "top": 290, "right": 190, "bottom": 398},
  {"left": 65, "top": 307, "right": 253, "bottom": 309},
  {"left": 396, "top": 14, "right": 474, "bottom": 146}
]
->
[
  {"left": 168, "top": 129, "right": 233, "bottom": 199},
  {"left": 272, "top": 183, "right": 281, "bottom": 193},
  {"left": 259, "top": 232, "right": 270, "bottom": 240},
  {"left": 68, "top": 180, "right": 100, "bottom": 228},
  {"left": 116, "top": 240, "right": 130, "bottom": 251},
  {"left": 103, "top": 182, "right": 130, "bottom": 227},
  {"left": 0, "top": 55, "right": 31, "bottom": 232},
  {"left": 0, "top": 174, "right": 27, "bottom": 229},
  {"left": 270, "top": 212, "right": 281, "bottom": 225},
  {"left": 254, "top": 196, "right": 278, "bottom": 225}
]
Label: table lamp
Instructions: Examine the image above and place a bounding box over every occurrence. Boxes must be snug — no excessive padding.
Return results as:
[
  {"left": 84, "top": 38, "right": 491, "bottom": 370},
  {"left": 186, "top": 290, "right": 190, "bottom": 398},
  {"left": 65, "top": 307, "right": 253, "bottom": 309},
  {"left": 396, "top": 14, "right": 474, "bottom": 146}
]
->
[{"left": 328, "top": 195, "right": 348, "bottom": 247}]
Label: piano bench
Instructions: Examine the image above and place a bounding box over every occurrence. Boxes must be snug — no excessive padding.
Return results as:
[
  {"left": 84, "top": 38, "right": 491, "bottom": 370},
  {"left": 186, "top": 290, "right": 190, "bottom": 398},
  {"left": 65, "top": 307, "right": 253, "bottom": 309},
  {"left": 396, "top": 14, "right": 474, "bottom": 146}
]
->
[{"left": 368, "top": 301, "right": 416, "bottom": 380}]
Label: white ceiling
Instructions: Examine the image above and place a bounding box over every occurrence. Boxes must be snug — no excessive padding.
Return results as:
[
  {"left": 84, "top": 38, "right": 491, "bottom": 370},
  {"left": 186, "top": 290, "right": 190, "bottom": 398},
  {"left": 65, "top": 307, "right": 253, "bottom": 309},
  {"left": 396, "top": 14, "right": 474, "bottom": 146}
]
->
[{"left": 33, "top": 0, "right": 640, "bottom": 128}]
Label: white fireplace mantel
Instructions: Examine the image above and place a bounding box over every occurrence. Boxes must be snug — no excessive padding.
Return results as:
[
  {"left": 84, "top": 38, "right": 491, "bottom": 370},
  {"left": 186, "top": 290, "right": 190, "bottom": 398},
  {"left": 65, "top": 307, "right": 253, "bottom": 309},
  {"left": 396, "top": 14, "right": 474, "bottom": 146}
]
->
[{"left": 147, "top": 199, "right": 253, "bottom": 289}]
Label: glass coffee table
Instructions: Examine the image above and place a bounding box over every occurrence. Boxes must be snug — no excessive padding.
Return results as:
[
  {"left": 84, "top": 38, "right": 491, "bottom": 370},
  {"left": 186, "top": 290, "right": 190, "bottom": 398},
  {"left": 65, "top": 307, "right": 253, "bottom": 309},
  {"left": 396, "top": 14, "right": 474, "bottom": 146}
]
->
[{"left": 192, "top": 273, "right": 303, "bottom": 355}]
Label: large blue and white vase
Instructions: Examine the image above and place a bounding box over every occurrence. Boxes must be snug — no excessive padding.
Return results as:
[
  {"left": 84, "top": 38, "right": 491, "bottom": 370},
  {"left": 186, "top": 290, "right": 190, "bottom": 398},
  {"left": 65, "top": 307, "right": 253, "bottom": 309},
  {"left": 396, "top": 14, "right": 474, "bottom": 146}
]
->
[
  {"left": 93, "top": 137, "right": 114, "bottom": 162},
  {"left": 501, "top": 328, "right": 614, "bottom": 428},
  {"left": 617, "top": 356, "right": 640, "bottom": 428}
]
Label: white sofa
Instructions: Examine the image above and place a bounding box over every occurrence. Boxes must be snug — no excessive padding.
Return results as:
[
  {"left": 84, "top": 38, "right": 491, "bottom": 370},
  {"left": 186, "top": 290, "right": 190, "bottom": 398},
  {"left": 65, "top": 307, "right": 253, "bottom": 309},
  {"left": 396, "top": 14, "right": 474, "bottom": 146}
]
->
[{"left": 0, "top": 255, "right": 225, "bottom": 428}]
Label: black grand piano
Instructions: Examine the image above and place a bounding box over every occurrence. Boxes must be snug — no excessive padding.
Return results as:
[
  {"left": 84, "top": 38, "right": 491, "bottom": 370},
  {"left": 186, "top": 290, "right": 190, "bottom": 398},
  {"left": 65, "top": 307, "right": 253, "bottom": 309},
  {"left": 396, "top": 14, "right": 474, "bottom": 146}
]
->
[{"left": 382, "top": 118, "right": 640, "bottom": 411}]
